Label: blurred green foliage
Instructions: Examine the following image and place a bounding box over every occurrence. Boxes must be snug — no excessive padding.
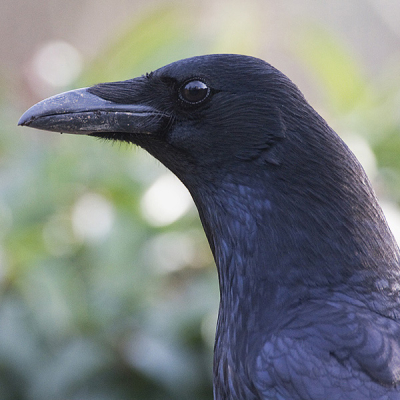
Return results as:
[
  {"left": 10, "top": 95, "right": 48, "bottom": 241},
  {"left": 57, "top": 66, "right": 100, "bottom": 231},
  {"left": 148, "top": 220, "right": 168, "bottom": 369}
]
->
[
  {"left": 1, "top": 3, "right": 400, "bottom": 400},
  {"left": 80, "top": 4, "right": 199, "bottom": 84}
]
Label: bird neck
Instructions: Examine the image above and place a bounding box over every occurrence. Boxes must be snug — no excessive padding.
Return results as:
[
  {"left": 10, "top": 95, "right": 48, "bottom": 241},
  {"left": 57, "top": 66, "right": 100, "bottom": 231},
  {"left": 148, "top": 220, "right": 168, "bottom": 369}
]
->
[
  {"left": 191, "top": 167, "right": 400, "bottom": 309},
  {"left": 193, "top": 176, "right": 299, "bottom": 310}
]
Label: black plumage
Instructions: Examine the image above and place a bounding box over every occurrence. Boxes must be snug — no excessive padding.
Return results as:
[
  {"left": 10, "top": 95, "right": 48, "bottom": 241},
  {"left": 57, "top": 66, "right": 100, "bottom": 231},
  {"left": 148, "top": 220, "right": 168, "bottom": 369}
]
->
[{"left": 19, "top": 54, "right": 400, "bottom": 399}]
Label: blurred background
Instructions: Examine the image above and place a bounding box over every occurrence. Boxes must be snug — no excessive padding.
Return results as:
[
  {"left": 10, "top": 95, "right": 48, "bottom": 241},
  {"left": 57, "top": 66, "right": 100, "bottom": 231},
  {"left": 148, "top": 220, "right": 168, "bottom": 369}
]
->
[{"left": 2, "top": 0, "right": 400, "bottom": 399}]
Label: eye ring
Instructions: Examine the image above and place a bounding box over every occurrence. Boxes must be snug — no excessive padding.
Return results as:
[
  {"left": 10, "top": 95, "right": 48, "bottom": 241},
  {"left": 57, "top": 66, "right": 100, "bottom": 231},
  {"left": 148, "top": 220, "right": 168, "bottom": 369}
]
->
[{"left": 179, "top": 79, "right": 210, "bottom": 105}]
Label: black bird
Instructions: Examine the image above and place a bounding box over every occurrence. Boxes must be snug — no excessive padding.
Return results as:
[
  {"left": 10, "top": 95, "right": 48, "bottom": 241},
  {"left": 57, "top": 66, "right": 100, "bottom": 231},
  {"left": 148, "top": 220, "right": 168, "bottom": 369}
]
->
[{"left": 19, "top": 54, "right": 400, "bottom": 399}]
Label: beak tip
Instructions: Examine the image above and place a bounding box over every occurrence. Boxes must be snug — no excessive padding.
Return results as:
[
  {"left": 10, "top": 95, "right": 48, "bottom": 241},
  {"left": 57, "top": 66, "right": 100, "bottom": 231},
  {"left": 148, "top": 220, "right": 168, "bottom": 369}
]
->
[
  {"left": 18, "top": 106, "right": 39, "bottom": 127},
  {"left": 18, "top": 115, "right": 29, "bottom": 127}
]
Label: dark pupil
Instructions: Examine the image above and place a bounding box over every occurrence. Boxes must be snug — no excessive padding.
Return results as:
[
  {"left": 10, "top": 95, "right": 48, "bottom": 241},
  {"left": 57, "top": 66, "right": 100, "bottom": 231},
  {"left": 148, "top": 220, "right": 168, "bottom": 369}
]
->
[{"left": 181, "top": 81, "right": 209, "bottom": 103}]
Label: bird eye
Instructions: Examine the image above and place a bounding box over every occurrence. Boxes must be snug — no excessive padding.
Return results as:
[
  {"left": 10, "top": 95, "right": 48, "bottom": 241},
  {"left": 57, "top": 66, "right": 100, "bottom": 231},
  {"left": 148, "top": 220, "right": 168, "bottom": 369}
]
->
[{"left": 179, "top": 80, "right": 210, "bottom": 104}]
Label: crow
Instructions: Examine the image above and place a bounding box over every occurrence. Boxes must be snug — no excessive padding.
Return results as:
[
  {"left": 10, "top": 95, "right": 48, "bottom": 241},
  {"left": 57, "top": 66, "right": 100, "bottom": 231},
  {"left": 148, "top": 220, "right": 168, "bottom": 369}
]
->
[{"left": 19, "top": 54, "right": 400, "bottom": 399}]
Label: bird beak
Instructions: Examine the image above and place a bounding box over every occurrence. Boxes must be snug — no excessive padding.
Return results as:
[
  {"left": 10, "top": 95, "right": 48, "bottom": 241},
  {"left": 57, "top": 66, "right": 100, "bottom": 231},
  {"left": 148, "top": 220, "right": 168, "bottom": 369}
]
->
[{"left": 18, "top": 87, "right": 166, "bottom": 136}]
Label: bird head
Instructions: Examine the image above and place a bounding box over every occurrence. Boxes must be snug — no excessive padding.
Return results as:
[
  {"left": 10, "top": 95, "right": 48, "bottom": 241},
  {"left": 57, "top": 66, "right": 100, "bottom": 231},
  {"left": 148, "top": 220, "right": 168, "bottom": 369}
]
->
[{"left": 18, "top": 55, "right": 303, "bottom": 185}]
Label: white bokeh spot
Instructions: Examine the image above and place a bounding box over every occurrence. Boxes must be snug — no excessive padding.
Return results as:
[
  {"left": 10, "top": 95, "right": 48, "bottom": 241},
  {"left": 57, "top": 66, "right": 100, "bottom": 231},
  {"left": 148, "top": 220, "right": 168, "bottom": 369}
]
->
[
  {"left": 72, "top": 193, "right": 114, "bottom": 242},
  {"left": 31, "top": 40, "right": 83, "bottom": 88},
  {"left": 141, "top": 174, "right": 192, "bottom": 226}
]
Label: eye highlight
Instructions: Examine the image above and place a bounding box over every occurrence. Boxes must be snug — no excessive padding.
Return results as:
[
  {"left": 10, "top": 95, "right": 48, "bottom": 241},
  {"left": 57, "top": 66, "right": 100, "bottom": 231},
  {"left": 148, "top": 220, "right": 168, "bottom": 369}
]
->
[{"left": 179, "top": 80, "right": 210, "bottom": 104}]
